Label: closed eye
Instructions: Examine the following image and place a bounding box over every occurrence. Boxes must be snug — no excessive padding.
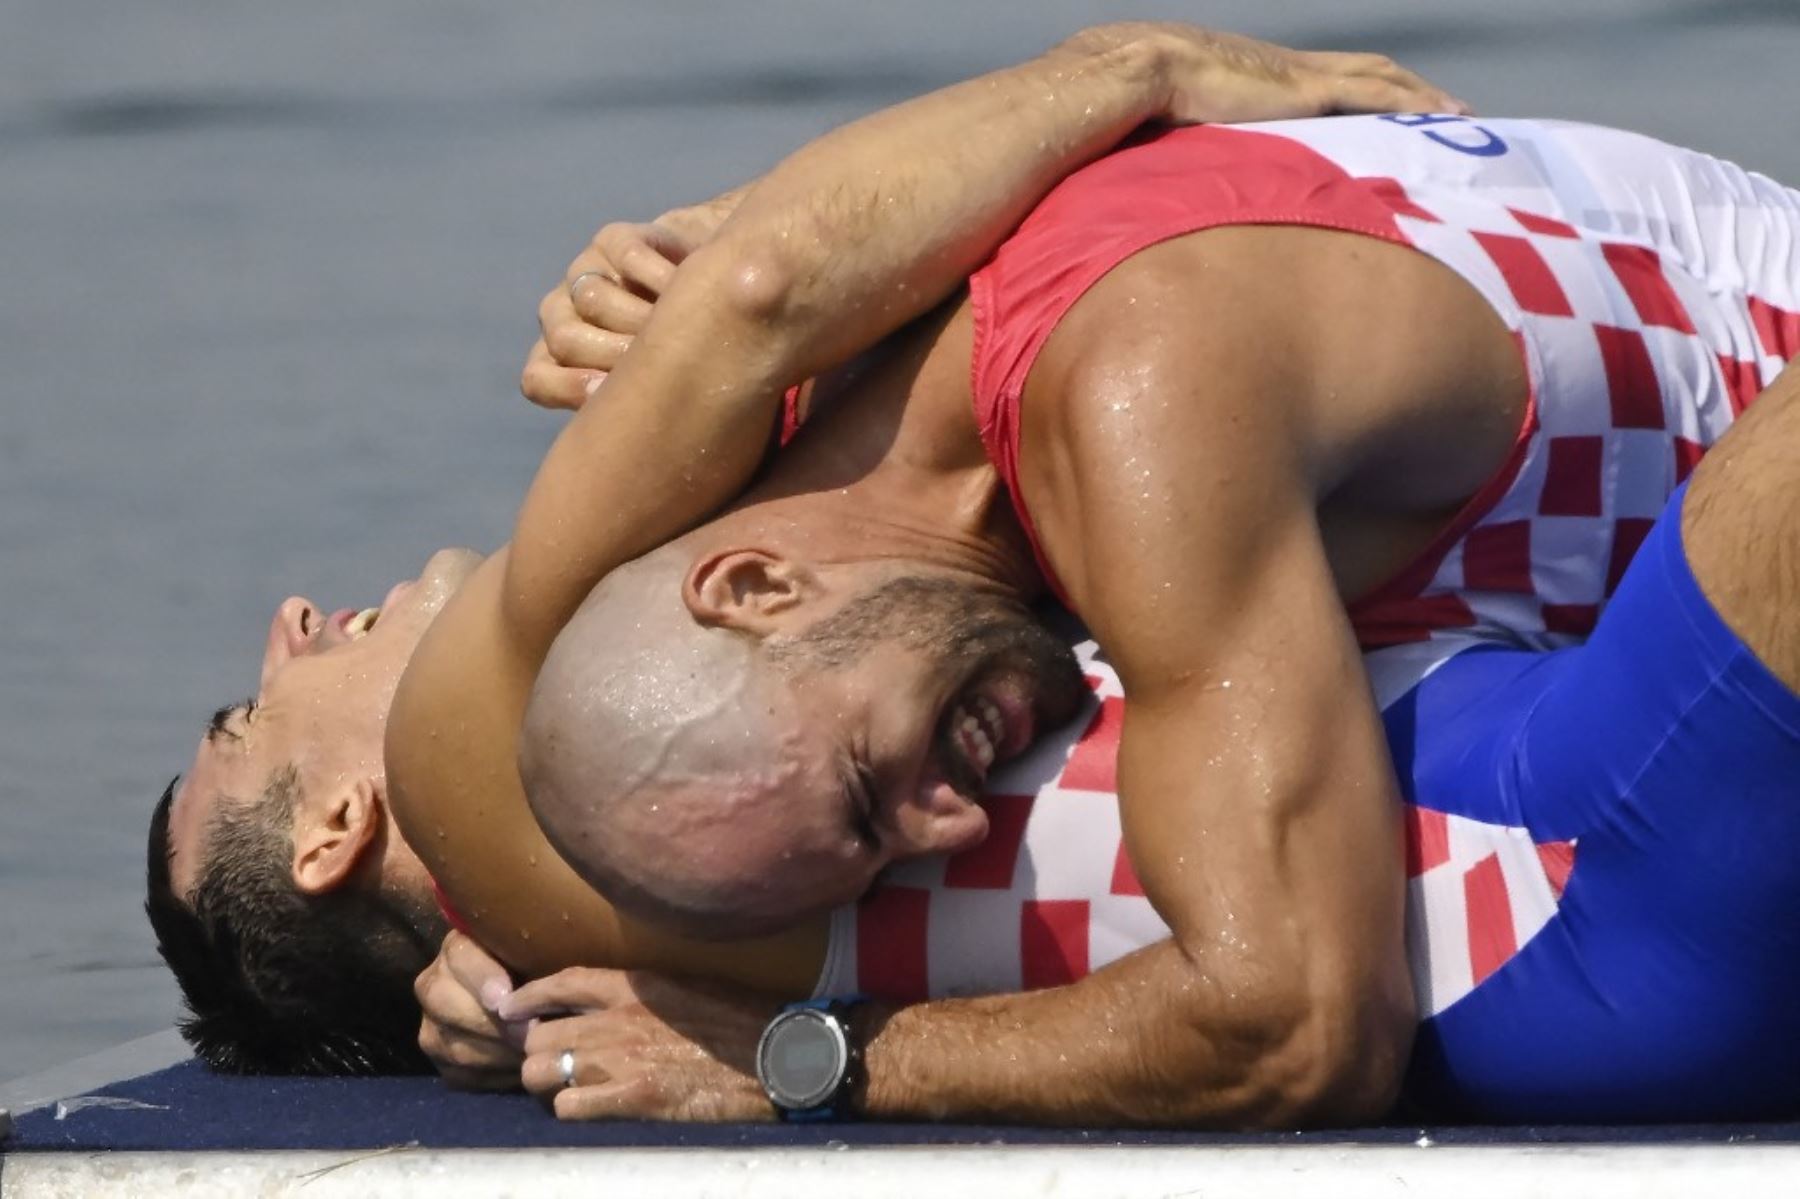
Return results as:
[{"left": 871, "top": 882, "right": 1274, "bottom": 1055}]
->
[
  {"left": 206, "top": 697, "right": 256, "bottom": 744},
  {"left": 846, "top": 759, "right": 881, "bottom": 851}
]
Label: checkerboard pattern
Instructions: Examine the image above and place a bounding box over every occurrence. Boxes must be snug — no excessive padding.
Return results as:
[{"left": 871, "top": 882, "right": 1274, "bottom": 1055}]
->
[
  {"left": 822, "top": 121, "right": 1800, "bottom": 1019},
  {"left": 1346, "top": 175, "right": 1794, "bottom": 670},
  {"left": 830, "top": 645, "right": 1170, "bottom": 1003},
  {"left": 822, "top": 642, "right": 1578, "bottom": 1018}
]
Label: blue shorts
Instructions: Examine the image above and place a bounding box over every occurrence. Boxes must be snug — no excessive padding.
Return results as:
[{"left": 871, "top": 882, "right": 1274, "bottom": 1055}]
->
[{"left": 1388, "top": 482, "right": 1800, "bottom": 1122}]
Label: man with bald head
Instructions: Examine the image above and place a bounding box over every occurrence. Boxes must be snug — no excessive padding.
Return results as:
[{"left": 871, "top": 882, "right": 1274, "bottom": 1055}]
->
[
  {"left": 491, "top": 101, "right": 1800, "bottom": 1125},
  {"left": 524, "top": 547, "right": 1085, "bottom": 937}
]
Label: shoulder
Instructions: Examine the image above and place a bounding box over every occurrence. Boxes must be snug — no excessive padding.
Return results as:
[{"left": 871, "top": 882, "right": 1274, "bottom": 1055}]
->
[
  {"left": 1013, "top": 228, "right": 1327, "bottom": 610},
  {"left": 1014, "top": 223, "right": 1524, "bottom": 604}
]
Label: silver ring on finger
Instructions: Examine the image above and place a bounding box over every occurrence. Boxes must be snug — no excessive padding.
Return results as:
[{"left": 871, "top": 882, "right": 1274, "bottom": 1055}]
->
[
  {"left": 558, "top": 1049, "right": 578, "bottom": 1090},
  {"left": 569, "top": 270, "right": 611, "bottom": 302}
]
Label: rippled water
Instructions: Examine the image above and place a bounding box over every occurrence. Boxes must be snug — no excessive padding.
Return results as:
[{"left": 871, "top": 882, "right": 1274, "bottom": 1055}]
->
[{"left": 2, "top": 0, "right": 1795, "bottom": 1081}]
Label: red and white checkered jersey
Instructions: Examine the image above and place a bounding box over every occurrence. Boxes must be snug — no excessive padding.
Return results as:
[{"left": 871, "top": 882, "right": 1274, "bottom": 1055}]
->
[
  {"left": 821, "top": 117, "right": 1800, "bottom": 1018},
  {"left": 1289, "top": 117, "right": 1800, "bottom": 703},
  {"left": 815, "top": 639, "right": 1576, "bottom": 1018}
]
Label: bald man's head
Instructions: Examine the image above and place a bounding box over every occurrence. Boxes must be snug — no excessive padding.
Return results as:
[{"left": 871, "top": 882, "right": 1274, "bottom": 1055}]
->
[
  {"left": 521, "top": 546, "right": 849, "bottom": 937},
  {"left": 521, "top": 542, "right": 1085, "bottom": 940}
]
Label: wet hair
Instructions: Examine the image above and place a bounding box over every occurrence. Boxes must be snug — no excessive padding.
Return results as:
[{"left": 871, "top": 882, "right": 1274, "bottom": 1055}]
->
[{"left": 144, "top": 771, "right": 443, "bottom": 1075}]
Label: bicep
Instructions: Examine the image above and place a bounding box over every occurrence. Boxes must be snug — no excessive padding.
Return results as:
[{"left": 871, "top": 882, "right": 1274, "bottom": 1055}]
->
[
  {"left": 1032, "top": 325, "right": 1406, "bottom": 990},
  {"left": 1097, "top": 470, "right": 1400, "bottom": 962}
]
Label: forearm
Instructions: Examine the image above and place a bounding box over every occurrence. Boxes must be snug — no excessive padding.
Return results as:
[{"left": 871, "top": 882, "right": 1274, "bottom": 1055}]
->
[
  {"left": 501, "top": 33, "right": 1168, "bottom": 645},
  {"left": 858, "top": 937, "right": 1403, "bottom": 1129},
  {"left": 703, "top": 30, "right": 1174, "bottom": 380}
]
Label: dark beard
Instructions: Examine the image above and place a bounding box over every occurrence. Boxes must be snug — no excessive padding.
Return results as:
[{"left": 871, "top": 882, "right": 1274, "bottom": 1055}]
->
[{"left": 777, "top": 574, "right": 1087, "bottom": 790}]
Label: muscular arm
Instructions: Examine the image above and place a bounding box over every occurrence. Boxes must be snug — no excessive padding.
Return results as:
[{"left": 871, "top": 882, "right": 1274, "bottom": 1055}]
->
[
  {"left": 851, "top": 231, "right": 1500, "bottom": 1127},
  {"left": 502, "top": 33, "right": 1188, "bottom": 655},
  {"left": 487, "top": 228, "right": 1524, "bottom": 1124},
  {"left": 389, "top": 28, "right": 1190, "bottom": 974},
  {"left": 398, "top": 23, "right": 1459, "bottom": 1005}
]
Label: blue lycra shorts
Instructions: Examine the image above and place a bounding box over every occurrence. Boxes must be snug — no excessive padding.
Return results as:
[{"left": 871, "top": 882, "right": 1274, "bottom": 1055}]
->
[{"left": 1388, "top": 481, "right": 1800, "bottom": 1121}]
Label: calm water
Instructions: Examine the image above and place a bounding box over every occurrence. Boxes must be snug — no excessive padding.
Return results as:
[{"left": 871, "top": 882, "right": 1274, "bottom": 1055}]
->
[{"left": 3, "top": 0, "right": 1796, "bottom": 1081}]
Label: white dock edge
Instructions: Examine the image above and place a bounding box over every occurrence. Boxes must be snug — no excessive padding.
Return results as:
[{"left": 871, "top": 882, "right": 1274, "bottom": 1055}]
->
[{"left": 6, "top": 1144, "right": 1800, "bottom": 1199}]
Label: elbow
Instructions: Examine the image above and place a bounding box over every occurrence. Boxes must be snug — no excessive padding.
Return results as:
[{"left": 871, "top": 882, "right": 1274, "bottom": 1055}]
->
[
  {"left": 685, "top": 235, "right": 802, "bottom": 330},
  {"left": 1269, "top": 991, "right": 1414, "bottom": 1127},
  {"left": 1164, "top": 963, "right": 1414, "bottom": 1129},
  {"left": 1251, "top": 971, "right": 1416, "bottom": 1127}
]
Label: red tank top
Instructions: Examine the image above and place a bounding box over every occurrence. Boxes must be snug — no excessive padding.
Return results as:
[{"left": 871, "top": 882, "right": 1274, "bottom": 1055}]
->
[
  {"left": 967, "top": 118, "right": 1787, "bottom": 679},
  {"left": 969, "top": 124, "right": 1420, "bottom": 609}
]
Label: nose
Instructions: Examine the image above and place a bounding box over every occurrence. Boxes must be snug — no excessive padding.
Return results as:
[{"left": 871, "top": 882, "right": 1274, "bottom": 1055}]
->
[{"left": 261, "top": 596, "right": 320, "bottom": 687}]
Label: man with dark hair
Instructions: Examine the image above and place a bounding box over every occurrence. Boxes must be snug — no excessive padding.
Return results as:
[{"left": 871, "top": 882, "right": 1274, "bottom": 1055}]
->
[
  {"left": 146, "top": 552, "right": 480, "bottom": 1075},
  {"left": 145, "top": 774, "right": 441, "bottom": 1074}
]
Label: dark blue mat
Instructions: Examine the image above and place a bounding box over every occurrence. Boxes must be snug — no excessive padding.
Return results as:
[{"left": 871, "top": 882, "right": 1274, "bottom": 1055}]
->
[{"left": 9, "top": 1059, "right": 1800, "bottom": 1152}]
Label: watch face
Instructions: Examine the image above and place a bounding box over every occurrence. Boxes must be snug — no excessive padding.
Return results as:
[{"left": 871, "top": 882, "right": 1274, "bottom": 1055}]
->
[{"left": 760, "top": 1010, "right": 847, "bottom": 1110}]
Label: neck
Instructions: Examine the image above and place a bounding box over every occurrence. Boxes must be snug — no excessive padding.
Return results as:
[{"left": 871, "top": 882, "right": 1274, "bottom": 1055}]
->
[
  {"left": 365, "top": 808, "right": 447, "bottom": 937},
  {"left": 720, "top": 299, "right": 1044, "bottom": 601}
]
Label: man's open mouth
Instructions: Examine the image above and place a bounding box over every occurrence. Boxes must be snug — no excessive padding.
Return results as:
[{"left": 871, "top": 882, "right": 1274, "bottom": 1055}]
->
[
  {"left": 950, "top": 694, "right": 1005, "bottom": 774},
  {"left": 339, "top": 607, "right": 381, "bottom": 639},
  {"left": 936, "top": 673, "right": 1037, "bottom": 796}
]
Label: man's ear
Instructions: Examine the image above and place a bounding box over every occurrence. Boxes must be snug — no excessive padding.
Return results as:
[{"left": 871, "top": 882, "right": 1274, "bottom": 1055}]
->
[
  {"left": 891, "top": 787, "right": 990, "bottom": 860},
  {"left": 683, "top": 549, "right": 820, "bottom": 634},
  {"left": 291, "top": 777, "right": 382, "bottom": 895}
]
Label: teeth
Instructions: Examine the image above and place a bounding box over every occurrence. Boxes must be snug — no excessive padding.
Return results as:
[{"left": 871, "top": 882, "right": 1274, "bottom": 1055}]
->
[
  {"left": 977, "top": 697, "right": 1003, "bottom": 742},
  {"left": 346, "top": 607, "right": 381, "bottom": 638},
  {"left": 953, "top": 704, "right": 997, "bottom": 773}
]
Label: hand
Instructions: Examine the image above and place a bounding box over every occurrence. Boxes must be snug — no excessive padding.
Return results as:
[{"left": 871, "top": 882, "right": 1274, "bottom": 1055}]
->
[
  {"left": 1063, "top": 23, "right": 1469, "bottom": 124},
  {"left": 522, "top": 188, "right": 747, "bottom": 411},
  {"left": 413, "top": 931, "right": 528, "bottom": 1091},
  {"left": 499, "top": 966, "right": 782, "bottom": 1121}
]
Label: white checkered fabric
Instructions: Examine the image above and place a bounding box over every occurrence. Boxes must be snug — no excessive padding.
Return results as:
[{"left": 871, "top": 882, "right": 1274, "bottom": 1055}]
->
[{"left": 821, "top": 118, "right": 1800, "bottom": 1021}]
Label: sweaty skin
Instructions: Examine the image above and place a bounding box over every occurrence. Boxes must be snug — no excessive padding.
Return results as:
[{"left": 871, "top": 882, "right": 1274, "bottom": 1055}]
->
[
  {"left": 383, "top": 25, "right": 1461, "bottom": 979},
  {"left": 413, "top": 214, "right": 1523, "bottom": 1122},
  {"left": 383, "top": 27, "right": 1282, "bottom": 981},
  {"left": 393, "top": 225, "right": 1520, "bottom": 983}
]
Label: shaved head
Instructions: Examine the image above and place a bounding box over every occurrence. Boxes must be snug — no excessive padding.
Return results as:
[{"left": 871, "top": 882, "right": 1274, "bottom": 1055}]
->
[
  {"left": 522, "top": 541, "right": 1086, "bottom": 941},
  {"left": 521, "top": 545, "right": 863, "bottom": 938}
]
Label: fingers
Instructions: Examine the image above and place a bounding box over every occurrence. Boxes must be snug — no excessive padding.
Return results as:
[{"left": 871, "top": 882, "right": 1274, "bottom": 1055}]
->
[
  {"left": 414, "top": 935, "right": 501, "bottom": 1040},
  {"left": 570, "top": 272, "right": 654, "bottom": 336},
  {"left": 443, "top": 930, "right": 515, "bottom": 1012},
  {"left": 1332, "top": 70, "right": 1468, "bottom": 116},
  {"left": 421, "top": 1019, "right": 524, "bottom": 1090},
  {"left": 545, "top": 316, "right": 634, "bottom": 372},
  {"left": 521, "top": 1041, "right": 615, "bottom": 1098},
  {"left": 586, "top": 222, "right": 682, "bottom": 299},
  {"left": 521, "top": 219, "right": 684, "bottom": 411},
  {"left": 1309, "top": 50, "right": 1470, "bottom": 115},
  {"left": 500, "top": 966, "right": 633, "bottom": 1023},
  {"left": 414, "top": 933, "right": 527, "bottom": 1088},
  {"left": 536, "top": 286, "right": 635, "bottom": 371},
  {"left": 520, "top": 340, "right": 603, "bottom": 411},
  {"left": 552, "top": 1077, "right": 661, "bottom": 1121}
]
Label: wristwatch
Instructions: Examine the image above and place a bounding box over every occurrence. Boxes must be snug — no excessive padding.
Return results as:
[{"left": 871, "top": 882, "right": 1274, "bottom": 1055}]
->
[{"left": 755, "top": 997, "right": 866, "bottom": 1121}]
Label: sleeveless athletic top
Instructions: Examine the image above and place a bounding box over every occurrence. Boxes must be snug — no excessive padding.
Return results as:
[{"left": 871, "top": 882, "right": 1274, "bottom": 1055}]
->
[
  {"left": 817, "top": 117, "right": 1800, "bottom": 1024},
  {"left": 970, "top": 115, "right": 1798, "bottom": 703}
]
